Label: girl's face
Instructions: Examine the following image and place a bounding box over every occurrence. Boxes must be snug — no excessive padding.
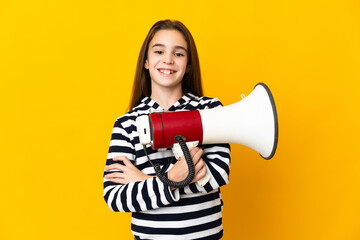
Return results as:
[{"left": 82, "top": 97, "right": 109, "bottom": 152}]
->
[{"left": 144, "top": 29, "right": 188, "bottom": 93}]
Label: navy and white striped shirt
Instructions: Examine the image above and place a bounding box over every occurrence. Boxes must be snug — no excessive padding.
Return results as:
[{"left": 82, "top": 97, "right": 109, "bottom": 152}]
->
[{"left": 103, "top": 93, "right": 231, "bottom": 240}]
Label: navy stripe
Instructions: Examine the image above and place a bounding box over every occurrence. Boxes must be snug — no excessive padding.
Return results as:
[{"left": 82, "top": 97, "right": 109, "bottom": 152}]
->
[
  {"left": 152, "top": 178, "right": 163, "bottom": 207},
  {"left": 131, "top": 218, "right": 222, "bottom": 235},
  {"left": 132, "top": 204, "right": 222, "bottom": 221},
  {"left": 131, "top": 183, "right": 141, "bottom": 211},
  {"left": 205, "top": 153, "right": 230, "bottom": 176},
  {"left": 141, "top": 181, "right": 152, "bottom": 210},
  {"left": 170, "top": 190, "right": 220, "bottom": 207},
  {"left": 189, "top": 182, "right": 200, "bottom": 193},
  {"left": 109, "top": 145, "right": 134, "bottom": 154},
  {"left": 120, "top": 184, "right": 130, "bottom": 212},
  {"left": 207, "top": 163, "right": 226, "bottom": 186},
  {"left": 110, "top": 188, "right": 120, "bottom": 212}
]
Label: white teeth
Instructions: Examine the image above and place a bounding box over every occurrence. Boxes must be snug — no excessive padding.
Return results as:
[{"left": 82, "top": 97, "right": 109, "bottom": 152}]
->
[{"left": 159, "top": 69, "right": 173, "bottom": 74}]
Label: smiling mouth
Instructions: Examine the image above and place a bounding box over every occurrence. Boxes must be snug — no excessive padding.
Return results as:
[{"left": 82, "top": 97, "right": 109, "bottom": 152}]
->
[{"left": 158, "top": 68, "right": 177, "bottom": 75}]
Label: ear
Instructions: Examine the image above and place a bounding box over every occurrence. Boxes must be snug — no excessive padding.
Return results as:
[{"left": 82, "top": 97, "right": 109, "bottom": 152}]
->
[
  {"left": 144, "top": 59, "right": 149, "bottom": 69},
  {"left": 186, "top": 65, "right": 191, "bottom": 73}
]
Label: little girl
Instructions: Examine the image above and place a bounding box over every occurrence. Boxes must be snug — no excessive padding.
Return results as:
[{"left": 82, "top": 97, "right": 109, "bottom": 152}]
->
[{"left": 103, "top": 19, "right": 231, "bottom": 240}]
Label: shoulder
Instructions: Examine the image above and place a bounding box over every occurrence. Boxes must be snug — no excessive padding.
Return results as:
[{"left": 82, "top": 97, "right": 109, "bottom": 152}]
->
[
  {"left": 112, "top": 104, "right": 147, "bottom": 131},
  {"left": 114, "top": 99, "right": 152, "bottom": 125}
]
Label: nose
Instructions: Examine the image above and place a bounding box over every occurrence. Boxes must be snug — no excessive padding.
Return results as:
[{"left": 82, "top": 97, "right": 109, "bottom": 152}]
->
[{"left": 163, "top": 53, "right": 174, "bottom": 64}]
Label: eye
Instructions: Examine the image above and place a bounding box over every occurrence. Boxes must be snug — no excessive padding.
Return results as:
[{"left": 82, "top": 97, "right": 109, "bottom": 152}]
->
[
  {"left": 154, "top": 50, "right": 163, "bottom": 54},
  {"left": 174, "top": 52, "right": 184, "bottom": 57}
]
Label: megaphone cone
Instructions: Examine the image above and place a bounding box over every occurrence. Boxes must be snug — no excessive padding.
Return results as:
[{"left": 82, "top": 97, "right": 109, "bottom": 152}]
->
[{"left": 200, "top": 82, "right": 278, "bottom": 159}]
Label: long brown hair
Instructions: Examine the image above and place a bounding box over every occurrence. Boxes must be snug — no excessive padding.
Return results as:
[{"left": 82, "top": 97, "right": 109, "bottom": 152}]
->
[{"left": 128, "top": 19, "right": 203, "bottom": 110}]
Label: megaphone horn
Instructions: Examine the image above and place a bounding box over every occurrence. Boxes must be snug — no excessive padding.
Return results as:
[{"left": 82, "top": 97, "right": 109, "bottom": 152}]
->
[{"left": 200, "top": 82, "right": 278, "bottom": 159}]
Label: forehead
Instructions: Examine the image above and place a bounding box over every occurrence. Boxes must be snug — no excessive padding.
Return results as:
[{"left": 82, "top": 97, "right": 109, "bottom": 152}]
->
[{"left": 150, "top": 29, "right": 188, "bottom": 49}]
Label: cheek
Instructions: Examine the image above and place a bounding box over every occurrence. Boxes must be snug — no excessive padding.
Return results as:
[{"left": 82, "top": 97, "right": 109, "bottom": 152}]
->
[
  {"left": 181, "top": 60, "right": 189, "bottom": 72},
  {"left": 147, "top": 56, "right": 160, "bottom": 68}
]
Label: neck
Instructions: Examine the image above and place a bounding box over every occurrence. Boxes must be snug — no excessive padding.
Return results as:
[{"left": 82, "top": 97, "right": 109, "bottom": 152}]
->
[{"left": 151, "top": 87, "right": 183, "bottom": 111}]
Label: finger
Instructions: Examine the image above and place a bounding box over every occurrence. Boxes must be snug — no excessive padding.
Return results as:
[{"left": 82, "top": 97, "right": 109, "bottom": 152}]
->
[
  {"left": 194, "top": 158, "right": 205, "bottom": 173},
  {"left": 104, "top": 172, "right": 124, "bottom": 179},
  {"left": 105, "top": 163, "right": 126, "bottom": 171},
  {"left": 113, "top": 156, "right": 129, "bottom": 161},
  {"left": 192, "top": 166, "right": 207, "bottom": 183},
  {"left": 178, "top": 147, "right": 201, "bottom": 162},
  {"left": 192, "top": 148, "right": 204, "bottom": 163},
  {"left": 198, "top": 166, "right": 207, "bottom": 178},
  {"left": 190, "top": 147, "right": 200, "bottom": 157},
  {"left": 108, "top": 178, "right": 127, "bottom": 184},
  {"left": 122, "top": 158, "right": 133, "bottom": 167}
]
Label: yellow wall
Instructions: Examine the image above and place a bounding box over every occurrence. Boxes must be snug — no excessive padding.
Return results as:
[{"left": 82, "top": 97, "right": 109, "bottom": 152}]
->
[{"left": 1, "top": 0, "right": 359, "bottom": 239}]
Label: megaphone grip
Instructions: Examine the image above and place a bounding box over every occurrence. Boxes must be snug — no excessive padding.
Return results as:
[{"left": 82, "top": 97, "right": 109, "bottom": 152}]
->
[{"left": 144, "top": 135, "right": 195, "bottom": 189}]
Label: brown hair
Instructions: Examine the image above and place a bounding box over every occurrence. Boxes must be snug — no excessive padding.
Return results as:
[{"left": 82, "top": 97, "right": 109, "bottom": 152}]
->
[{"left": 128, "top": 19, "right": 203, "bottom": 110}]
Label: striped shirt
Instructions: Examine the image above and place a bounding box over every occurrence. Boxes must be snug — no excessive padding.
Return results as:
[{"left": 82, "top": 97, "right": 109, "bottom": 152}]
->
[{"left": 103, "top": 93, "right": 231, "bottom": 240}]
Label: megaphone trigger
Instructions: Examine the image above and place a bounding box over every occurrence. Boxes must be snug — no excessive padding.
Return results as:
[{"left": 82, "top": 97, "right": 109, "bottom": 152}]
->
[{"left": 172, "top": 141, "right": 199, "bottom": 160}]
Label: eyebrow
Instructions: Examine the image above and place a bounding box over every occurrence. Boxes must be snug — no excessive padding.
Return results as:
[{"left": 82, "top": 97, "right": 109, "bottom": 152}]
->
[{"left": 151, "top": 43, "right": 187, "bottom": 52}]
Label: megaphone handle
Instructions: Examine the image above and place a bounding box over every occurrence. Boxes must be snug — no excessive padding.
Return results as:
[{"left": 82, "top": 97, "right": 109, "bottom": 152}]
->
[
  {"left": 172, "top": 141, "right": 211, "bottom": 187},
  {"left": 145, "top": 135, "right": 196, "bottom": 189}
]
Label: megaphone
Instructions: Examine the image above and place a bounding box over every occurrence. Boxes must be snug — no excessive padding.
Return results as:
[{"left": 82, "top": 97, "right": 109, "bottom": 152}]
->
[{"left": 136, "top": 82, "right": 278, "bottom": 188}]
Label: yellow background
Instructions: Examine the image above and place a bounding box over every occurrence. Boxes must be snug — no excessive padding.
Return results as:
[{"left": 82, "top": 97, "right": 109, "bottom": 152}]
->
[{"left": 1, "top": 0, "right": 359, "bottom": 239}]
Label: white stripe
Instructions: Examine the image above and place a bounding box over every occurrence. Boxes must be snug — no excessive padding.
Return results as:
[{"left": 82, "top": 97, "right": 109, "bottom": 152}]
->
[
  {"left": 141, "top": 166, "right": 156, "bottom": 175},
  {"left": 134, "top": 155, "right": 151, "bottom": 165},
  {"left": 128, "top": 131, "right": 137, "bottom": 140},
  {"left": 110, "top": 139, "right": 134, "bottom": 149},
  {"left": 146, "top": 178, "right": 159, "bottom": 210},
  {"left": 136, "top": 181, "right": 147, "bottom": 211},
  {"left": 103, "top": 184, "right": 116, "bottom": 196},
  {"left": 132, "top": 225, "right": 222, "bottom": 240},
  {"left": 183, "top": 185, "right": 193, "bottom": 194},
  {"left": 203, "top": 146, "right": 230, "bottom": 155},
  {"left": 179, "top": 188, "right": 218, "bottom": 199},
  {"left": 115, "top": 185, "right": 127, "bottom": 212},
  {"left": 208, "top": 163, "right": 229, "bottom": 185},
  {"left": 112, "top": 126, "right": 128, "bottom": 135},
  {"left": 122, "top": 119, "right": 136, "bottom": 128},
  {"left": 106, "top": 185, "right": 121, "bottom": 211},
  {"left": 136, "top": 109, "right": 151, "bottom": 115},
  {"left": 126, "top": 182, "right": 136, "bottom": 212},
  {"left": 189, "top": 101, "right": 199, "bottom": 107},
  {"left": 107, "top": 152, "right": 134, "bottom": 160},
  {"left": 207, "top": 154, "right": 231, "bottom": 165},
  {"left": 132, "top": 211, "right": 222, "bottom": 229},
  {"left": 140, "top": 197, "right": 222, "bottom": 214},
  {"left": 126, "top": 111, "right": 141, "bottom": 117},
  {"left": 156, "top": 179, "right": 168, "bottom": 205}
]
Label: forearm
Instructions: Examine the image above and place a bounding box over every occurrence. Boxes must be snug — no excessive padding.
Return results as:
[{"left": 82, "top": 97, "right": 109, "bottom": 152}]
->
[
  {"left": 182, "top": 144, "right": 231, "bottom": 194},
  {"left": 103, "top": 176, "right": 180, "bottom": 212}
]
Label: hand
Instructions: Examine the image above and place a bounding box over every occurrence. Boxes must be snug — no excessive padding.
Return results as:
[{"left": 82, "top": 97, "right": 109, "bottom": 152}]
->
[
  {"left": 104, "top": 156, "right": 153, "bottom": 184},
  {"left": 168, "top": 147, "right": 207, "bottom": 186}
]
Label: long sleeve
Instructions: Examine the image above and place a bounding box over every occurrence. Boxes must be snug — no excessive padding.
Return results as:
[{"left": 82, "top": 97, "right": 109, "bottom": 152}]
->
[{"left": 103, "top": 118, "right": 180, "bottom": 212}]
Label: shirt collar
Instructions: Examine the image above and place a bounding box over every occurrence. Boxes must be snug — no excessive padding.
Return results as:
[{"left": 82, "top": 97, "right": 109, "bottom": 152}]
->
[{"left": 141, "top": 94, "right": 193, "bottom": 112}]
